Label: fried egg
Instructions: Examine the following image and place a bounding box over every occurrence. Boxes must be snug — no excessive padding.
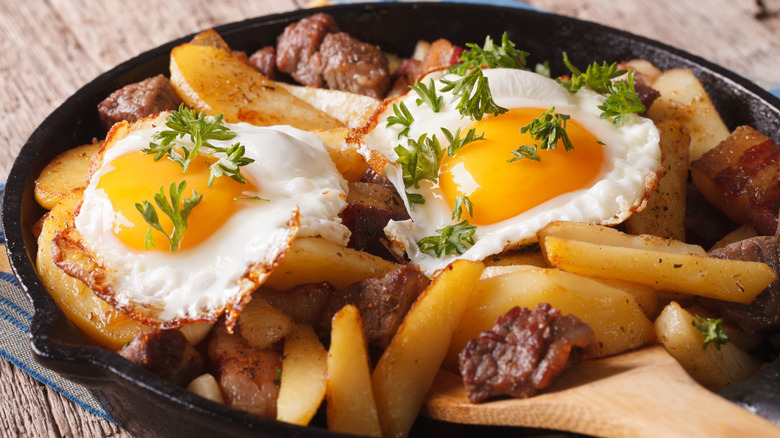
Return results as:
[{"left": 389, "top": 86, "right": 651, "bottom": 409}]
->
[
  {"left": 74, "top": 115, "right": 349, "bottom": 326},
  {"left": 358, "top": 68, "right": 661, "bottom": 275}
]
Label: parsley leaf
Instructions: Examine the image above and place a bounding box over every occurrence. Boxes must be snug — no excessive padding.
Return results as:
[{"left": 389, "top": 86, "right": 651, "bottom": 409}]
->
[
  {"left": 394, "top": 134, "right": 442, "bottom": 189},
  {"left": 452, "top": 195, "right": 474, "bottom": 221},
  {"left": 442, "top": 32, "right": 528, "bottom": 121},
  {"left": 509, "top": 107, "right": 573, "bottom": 162},
  {"left": 410, "top": 78, "right": 443, "bottom": 112},
  {"left": 143, "top": 105, "right": 254, "bottom": 186},
  {"left": 386, "top": 101, "right": 415, "bottom": 139},
  {"left": 405, "top": 192, "right": 425, "bottom": 211},
  {"left": 441, "top": 127, "right": 485, "bottom": 157},
  {"left": 691, "top": 314, "right": 731, "bottom": 350},
  {"left": 418, "top": 220, "right": 478, "bottom": 258},
  {"left": 558, "top": 53, "right": 645, "bottom": 126},
  {"left": 135, "top": 181, "right": 203, "bottom": 252}
]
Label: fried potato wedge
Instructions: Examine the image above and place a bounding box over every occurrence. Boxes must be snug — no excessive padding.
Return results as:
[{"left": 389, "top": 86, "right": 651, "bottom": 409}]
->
[
  {"left": 277, "top": 323, "right": 327, "bottom": 425},
  {"left": 540, "top": 226, "right": 777, "bottom": 303},
  {"left": 655, "top": 301, "right": 761, "bottom": 390},
  {"left": 276, "top": 82, "right": 380, "bottom": 128},
  {"left": 326, "top": 305, "right": 382, "bottom": 436},
  {"left": 186, "top": 373, "right": 224, "bottom": 404},
  {"left": 265, "top": 237, "right": 399, "bottom": 290},
  {"left": 34, "top": 140, "right": 102, "bottom": 210},
  {"left": 170, "top": 29, "right": 342, "bottom": 131},
  {"left": 36, "top": 189, "right": 147, "bottom": 350},
  {"left": 372, "top": 260, "right": 484, "bottom": 438},
  {"left": 447, "top": 266, "right": 655, "bottom": 368},
  {"left": 645, "top": 68, "right": 730, "bottom": 161},
  {"left": 625, "top": 120, "right": 689, "bottom": 240},
  {"left": 238, "top": 297, "right": 295, "bottom": 350}
]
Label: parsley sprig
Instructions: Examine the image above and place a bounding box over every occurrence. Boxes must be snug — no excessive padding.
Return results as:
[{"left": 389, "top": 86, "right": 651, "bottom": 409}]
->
[
  {"left": 135, "top": 181, "right": 203, "bottom": 252},
  {"left": 386, "top": 102, "right": 415, "bottom": 139},
  {"left": 692, "top": 314, "right": 731, "bottom": 350},
  {"left": 441, "top": 127, "right": 485, "bottom": 157},
  {"left": 452, "top": 195, "right": 474, "bottom": 221},
  {"left": 558, "top": 53, "right": 646, "bottom": 126},
  {"left": 394, "top": 134, "right": 442, "bottom": 189},
  {"left": 418, "top": 220, "right": 477, "bottom": 258},
  {"left": 410, "top": 78, "right": 443, "bottom": 113},
  {"left": 509, "top": 107, "right": 573, "bottom": 162},
  {"left": 441, "top": 32, "right": 528, "bottom": 121},
  {"left": 143, "top": 105, "right": 254, "bottom": 186}
]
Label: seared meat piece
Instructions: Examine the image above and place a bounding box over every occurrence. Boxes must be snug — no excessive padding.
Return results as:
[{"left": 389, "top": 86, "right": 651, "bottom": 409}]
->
[
  {"left": 261, "top": 282, "right": 334, "bottom": 324},
  {"left": 207, "top": 324, "right": 282, "bottom": 418},
  {"left": 387, "top": 39, "right": 463, "bottom": 97},
  {"left": 699, "top": 233, "right": 780, "bottom": 334},
  {"left": 339, "top": 181, "right": 410, "bottom": 260},
  {"left": 635, "top": 82, "right": 660, "bottom": 112},
  {"left": 276, "top": 12, "right": 339, "bottom": 87},
  {"left": 320, "top": 265, "right": 430, "bottom": 348},
  {"left": 691, "top": 125, "right": 780, "bottom": 236},
  {"left": 249, "top": 46, "right": 277, "bottom": 79},
  {"left": 319, "top": 32, "right": 391, "bottom": 99},
  {"left": 97, "top": 74, "right": 182, "bottom": 130},
  {"left": 119, "top": 328, "right": 203, "bottom": 387},
  {"left": 459, "top": 304, "right": 596, "bottom": 403},
  {"left": 360, "top": 167, "right": 395, "bottom": 189}
]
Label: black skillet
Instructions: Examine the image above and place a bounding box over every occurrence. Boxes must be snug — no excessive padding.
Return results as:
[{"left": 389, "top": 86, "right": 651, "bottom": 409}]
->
[{"left": 3, "top": 3, "right": 780, "bottom": 437}]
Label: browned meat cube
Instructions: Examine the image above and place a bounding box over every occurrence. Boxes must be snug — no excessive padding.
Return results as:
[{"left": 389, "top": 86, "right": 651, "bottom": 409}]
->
[
  {"left": 339, "top": 181, "right": 409, "bottom": 260},
  {"left": 119, "top": 328, "right": 203, "bottom": 388},
  {"left": 276, "top": 12, "right": 339, "bottom": 87},
  {"left": 319, "top": 32, "right": 391, "bottom": 99},
  {"left": 248, "top": 46, "right": 277, "bottom": 79},
  {"left": 459, "top": 303, "right": 595, "bottom": 403},
  {"left": 97, "top": 74, "right": 182, "bottom": 129}
]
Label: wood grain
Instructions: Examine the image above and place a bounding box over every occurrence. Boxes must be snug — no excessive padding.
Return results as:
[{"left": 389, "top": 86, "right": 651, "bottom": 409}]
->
[{"left": 1, "top": 1, "right": 779, "bottom": 437}]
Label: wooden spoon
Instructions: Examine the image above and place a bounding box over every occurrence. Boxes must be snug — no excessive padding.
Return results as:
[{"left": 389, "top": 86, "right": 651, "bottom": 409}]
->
[{"left": 423, "top": 345, "right": 780, "bottom": 437}]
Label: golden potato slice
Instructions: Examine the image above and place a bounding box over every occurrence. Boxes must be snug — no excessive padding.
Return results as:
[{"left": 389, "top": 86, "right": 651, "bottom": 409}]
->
[
  {"left": 238, "top": 297, "right": 295, "bottom": 350},
  {"left": 326, "top": 305, "right": 382, "bottom": 436},
  {"left": 34, "top": 140, "right": 102, "bottom": 210},
  {"left": 276, "top": 82, "right": 380, "bottom": 128},
  {"left": 265, "top": 237, "right": 399, "bottom": 290},
  {"left": 372, "top": 260, "right": 484, "bottom": 438},
  {"left": 655, "top": 301, "right": 761, "bottom": 390},
  {"left": 446, "top": 266, "right": 655, "bottom": 368},
  {"left": 170, "top": 29, "right": 342, "bottom": 131},
  {"left": 645, "top": 68, "right": 730, "bottom": 161},
  {"left": 710, "top": 224, "right": 758, "bottom": 251},
  {"left": 276, "top": 324, "right": 327, "bottom": 426},
  {"left": 625, "top": 120, "right": 689, "bottom": 240},
  {"left": 186, "top": 374, "right": 224, "bottom": 404},
  {"left": 36, "top": 189, "right": 147, "bottom": 350},
  {"left": 540, "top": 234, "right": 776, "bottom": 303}
]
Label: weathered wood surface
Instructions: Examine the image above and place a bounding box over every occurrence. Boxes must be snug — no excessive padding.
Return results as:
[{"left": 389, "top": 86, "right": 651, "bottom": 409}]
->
[{"left": 1, "top": 0, "right": 778, "bottom": 436}]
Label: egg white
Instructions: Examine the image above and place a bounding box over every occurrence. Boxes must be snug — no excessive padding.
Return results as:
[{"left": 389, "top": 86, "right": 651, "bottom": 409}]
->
[
  {"left": 359, "top": 68, "right": 661, "bottom": 275},
  {"left": 75, "top": 122, "right": 349, "bottom": 324}
]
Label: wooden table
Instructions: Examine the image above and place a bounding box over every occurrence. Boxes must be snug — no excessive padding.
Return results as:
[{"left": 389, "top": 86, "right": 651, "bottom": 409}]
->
[{"left": 2, "top": 0, "right": 779, "bottom": 436}]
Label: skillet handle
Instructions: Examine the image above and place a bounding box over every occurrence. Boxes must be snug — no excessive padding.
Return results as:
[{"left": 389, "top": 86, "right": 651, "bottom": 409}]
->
[{"left": 718, "top": 358, "right": 780, "bottom": 425}]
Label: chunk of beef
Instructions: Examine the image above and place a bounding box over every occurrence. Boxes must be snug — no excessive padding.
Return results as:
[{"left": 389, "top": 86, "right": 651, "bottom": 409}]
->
[
  {"left": 276, "top": 12, "right": 339, "bottom": 87},
  {"left": 691, "top": 125, "right": 780, "bottom": 236},
  {"left": 635, "top": 82, "right": 660, "bottom": 112},
  {"left": 319, "top": 32, "right": 391, "bottom": 99},
  {"left": 339, "top": 181, "right": 410, "bottom": 260},
  {"left": 249, "top": 46, "right": 277, "bottom": 79},
  {"left": 387, "top": 39, "right": 463, "bottom": 97},
  {"left": 699, "top": 233, "right": 780, "bottom": 334},
  {"left": 119, "top": 328, "right": 203, "bottom": 387},
  {"left": 207, "top": 323, "right": 282, "bottom": 418},
  {"left": 97, "top": 74, "right": 182, "bottom": 130},
  {"left": 459, "top": 303, "right": 596, "bottom": 403},
  {"left": 320, "top": 265, "right": 430, "bottom": 348}
]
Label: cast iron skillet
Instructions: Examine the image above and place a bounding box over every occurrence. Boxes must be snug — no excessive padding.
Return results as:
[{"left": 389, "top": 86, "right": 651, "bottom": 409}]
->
[{"left": 4, "top": 3, "right": 780, "bottom": 437}]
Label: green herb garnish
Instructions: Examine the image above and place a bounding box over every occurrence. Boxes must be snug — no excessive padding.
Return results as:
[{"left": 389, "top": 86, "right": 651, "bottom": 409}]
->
[
  {"left": 441, "top": 32, "right": 528, "bottom": 121},
  {"left": 143, "top": 105, "right": 254, "bottom": 186},
  {"left": 406, "top": 192, "right": 425, "bottom": 211},
  {"left": 386, "top": 101, "right": 415, "bottom": 139},
  {"left": 441, "top": 127, "right": 485, "bottom": 157},
  {"left": 452, "top": 195, "right": 474, "bottom": 221},
  {"left": 691, "top": 314, "right": 731, "bottom": 350},
  {"left": 394, "top": 133, "right": 442, "bottom": 189},
  {"left": 234, "top": 195, "right": 270, "bottom": 202},
  {"left": 558, "top": 53, "right": 645, "bottom": 126},
  {"left": 135, "top": 181, "right": 203, "bottom": 252},
  {"left": 410, "top": 78, "right": 443, "bottom": 113},
  {"left": 509, "top": 107, "right": 573, "bottom": 162},
  {"left": 418, "top": 220, "right": 478, "bottom": 258}
]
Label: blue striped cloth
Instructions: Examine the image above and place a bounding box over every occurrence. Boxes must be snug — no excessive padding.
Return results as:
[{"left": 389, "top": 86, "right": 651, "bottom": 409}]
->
[{"left": 1, "top": 0, "right": 778, "bottom": 425}]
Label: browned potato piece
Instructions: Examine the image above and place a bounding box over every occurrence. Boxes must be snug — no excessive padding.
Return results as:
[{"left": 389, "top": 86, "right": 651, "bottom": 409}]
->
[
  {"left": 626, "top": 120, "right": 689, "bottom": 240},
  {"left": 170, "top": 29, "right": 342, "bottom": 131},
  {"left": 36, "top": 189, "right": 147, "bottom": 350},
  {"left": 34, "top": 140, "right": 102, "bottom": 210},
  {"left": 277, "top": 324, "right": 327, "bottom": 425},
  {"left": 238, "top": 297, "right": 295, "bottom": 350}
]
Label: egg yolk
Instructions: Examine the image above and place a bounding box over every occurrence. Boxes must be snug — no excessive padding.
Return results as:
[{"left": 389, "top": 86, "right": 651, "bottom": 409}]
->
[
  {"left": 439, "top": 107, "right": 604, "bottom": 225},
  {"left": 97, "top": 151, "right": 258, "bottom": 251}
]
